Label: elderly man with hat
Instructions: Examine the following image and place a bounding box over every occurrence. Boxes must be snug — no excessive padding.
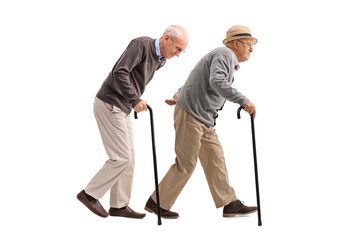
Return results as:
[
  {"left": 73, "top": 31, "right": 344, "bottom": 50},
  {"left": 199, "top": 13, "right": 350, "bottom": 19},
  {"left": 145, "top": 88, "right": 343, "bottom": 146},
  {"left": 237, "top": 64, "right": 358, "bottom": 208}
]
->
[{"left": 144, "top": 25, "right": 258, "bottom": 219}]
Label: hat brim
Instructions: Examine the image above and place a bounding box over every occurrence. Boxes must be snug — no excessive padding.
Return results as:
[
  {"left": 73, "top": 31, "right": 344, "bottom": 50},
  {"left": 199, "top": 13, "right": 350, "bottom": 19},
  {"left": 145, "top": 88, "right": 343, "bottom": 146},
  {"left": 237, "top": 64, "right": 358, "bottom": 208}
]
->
[{"left": 222, "top": 36, "right": 258, "bottom": 45}]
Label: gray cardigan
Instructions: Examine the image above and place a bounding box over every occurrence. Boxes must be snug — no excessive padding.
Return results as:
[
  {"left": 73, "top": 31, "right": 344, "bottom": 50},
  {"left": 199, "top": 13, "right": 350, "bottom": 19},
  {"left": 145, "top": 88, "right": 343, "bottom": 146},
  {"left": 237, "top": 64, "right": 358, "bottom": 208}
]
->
[{"left": 176, "top": 47, "right": 249, "bottom": 127}]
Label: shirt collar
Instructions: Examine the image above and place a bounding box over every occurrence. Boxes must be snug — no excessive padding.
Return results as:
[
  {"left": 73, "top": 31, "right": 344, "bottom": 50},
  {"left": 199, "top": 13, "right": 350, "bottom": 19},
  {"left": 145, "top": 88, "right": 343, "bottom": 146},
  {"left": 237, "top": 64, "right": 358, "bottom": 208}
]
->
[
  {"left": 155, "top": 38, "right": 165, "bottom": 62},
  {"left": 228, "top": 48, "right": 240, "bottom": 71}
]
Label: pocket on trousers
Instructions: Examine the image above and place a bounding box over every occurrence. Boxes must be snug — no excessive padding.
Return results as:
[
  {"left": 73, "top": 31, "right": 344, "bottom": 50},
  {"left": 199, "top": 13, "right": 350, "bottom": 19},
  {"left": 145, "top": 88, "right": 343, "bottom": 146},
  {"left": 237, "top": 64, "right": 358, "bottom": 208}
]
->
[
  {"left": 104, "top": 102, "right": 127, "bottom": 118},
  {"left": 104, "top": 102, "right": 114, "bottom": 112}
]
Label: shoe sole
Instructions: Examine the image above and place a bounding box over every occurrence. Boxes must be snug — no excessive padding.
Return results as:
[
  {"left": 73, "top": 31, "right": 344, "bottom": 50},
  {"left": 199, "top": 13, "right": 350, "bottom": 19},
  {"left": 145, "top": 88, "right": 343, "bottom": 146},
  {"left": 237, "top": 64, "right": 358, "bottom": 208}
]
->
[
  {"left": 109, "top": 213, "right": 146, "bottom": 219},
  {"left": 144, "top": 206, "right": 179, "bottom": 219},
  {"left": 223, "top": 209, "right": 257, "bottom": 217}
]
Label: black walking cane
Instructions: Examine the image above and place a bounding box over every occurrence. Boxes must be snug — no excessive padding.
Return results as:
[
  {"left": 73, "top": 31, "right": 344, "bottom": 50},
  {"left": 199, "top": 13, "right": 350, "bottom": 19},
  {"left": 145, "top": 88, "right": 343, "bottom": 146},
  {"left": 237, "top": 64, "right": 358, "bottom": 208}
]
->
[
  {"left": 237, "top": 106, "right": 262, "bottom": 226},
  {"left": 134, "top": 105, "right": 162, "bottom": 225}
]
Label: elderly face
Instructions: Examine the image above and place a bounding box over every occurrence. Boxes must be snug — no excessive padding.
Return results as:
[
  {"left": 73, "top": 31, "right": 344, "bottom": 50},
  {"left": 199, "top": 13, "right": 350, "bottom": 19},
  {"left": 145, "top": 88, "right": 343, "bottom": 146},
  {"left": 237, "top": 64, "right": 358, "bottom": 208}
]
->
[
  {"left": 160, "top": 30, "right": 188, "bottom": 59},
  {"left": 233, "top": 38, "right": 254, "bottom": 62}
]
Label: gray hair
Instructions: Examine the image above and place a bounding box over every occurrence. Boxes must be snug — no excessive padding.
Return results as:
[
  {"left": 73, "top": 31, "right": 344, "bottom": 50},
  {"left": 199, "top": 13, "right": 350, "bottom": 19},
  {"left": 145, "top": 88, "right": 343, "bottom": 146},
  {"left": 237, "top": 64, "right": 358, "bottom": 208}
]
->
[{"left": 162, "top": 25, "right": 182, "bottom": 40}]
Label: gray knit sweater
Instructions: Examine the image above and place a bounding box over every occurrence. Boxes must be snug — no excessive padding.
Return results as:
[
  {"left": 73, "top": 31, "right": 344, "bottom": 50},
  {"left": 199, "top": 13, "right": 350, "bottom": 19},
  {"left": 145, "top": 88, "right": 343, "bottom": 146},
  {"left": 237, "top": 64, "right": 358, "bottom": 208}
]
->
[{"left": 176, "top": 47, "right": 249, "bottom": 127}]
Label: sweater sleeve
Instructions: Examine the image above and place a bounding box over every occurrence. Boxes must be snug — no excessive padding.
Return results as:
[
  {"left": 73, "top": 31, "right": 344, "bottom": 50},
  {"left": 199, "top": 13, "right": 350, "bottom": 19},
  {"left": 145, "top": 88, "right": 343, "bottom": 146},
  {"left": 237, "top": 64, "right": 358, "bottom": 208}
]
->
[
  {"left": 209, "top": 54, "right": 250, "bottom": 106},
  {"left": 109, "top": 41, "right": 144, "bottom": 107}
]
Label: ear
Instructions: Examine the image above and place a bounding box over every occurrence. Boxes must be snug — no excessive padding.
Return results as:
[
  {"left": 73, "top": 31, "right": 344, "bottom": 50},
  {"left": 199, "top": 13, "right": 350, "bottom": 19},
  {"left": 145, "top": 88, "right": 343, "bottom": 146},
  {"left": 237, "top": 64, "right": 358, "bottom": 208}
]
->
[
  {"left": 163, "top": 34, "right": 171, "bottom": 42},
  {"left": 235, "top": 40, "right": 241, "bottom": 49},
  {"left": 231, "top": 40, "right": 238, "bottom": 50}
]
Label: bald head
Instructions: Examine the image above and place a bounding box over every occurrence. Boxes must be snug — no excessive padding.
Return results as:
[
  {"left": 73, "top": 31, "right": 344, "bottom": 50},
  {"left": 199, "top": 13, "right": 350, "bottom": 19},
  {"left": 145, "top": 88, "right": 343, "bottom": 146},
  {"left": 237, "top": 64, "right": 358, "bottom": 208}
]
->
[
  {"left": 159, "top": 25, "right": 188, "bottom": 59},
  {"left": 163, "top": 25, "right": 188, "bottom": 42}
]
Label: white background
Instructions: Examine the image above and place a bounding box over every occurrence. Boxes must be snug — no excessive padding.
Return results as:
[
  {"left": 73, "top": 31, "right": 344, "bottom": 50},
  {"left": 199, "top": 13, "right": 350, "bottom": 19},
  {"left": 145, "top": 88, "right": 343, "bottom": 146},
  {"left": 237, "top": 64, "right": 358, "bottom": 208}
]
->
[{"left": 1, "top": 0, "right": 359, "bottom": 239}]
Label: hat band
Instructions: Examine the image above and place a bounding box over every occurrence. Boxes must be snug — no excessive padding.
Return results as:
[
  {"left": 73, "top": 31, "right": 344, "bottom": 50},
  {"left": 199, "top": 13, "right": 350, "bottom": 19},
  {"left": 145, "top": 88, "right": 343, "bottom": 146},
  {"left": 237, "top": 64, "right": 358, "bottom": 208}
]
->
[{"left": 232, "top": 33, "right": 252, "bottom": 37}]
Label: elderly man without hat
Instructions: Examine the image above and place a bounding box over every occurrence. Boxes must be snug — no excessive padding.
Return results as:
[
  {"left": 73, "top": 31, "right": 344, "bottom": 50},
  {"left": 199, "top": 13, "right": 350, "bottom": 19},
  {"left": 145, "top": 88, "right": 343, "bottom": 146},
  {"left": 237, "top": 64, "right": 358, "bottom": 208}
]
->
[
  {"left": 77, "top": 25, "right": 188, "bottom": 219},
  {"left": 144, "top": 25, "right": 258, "bottom": 218}
]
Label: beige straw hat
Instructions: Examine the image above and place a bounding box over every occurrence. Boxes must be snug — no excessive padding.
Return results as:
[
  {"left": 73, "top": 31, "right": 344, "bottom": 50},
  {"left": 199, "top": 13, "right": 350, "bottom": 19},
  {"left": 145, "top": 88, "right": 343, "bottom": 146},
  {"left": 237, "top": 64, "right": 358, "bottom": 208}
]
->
[{"left": 222, "top": 25, "right": 258, "bottom": 45}]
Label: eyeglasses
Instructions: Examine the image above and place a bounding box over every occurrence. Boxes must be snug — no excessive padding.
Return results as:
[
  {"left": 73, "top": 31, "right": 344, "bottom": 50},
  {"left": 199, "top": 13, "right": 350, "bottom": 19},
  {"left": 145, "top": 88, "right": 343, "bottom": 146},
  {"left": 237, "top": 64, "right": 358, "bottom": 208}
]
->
[
  {"left": 238, "top": 40, "right": 253, "bottom": 49},
  {"left": 170, "top": 37, "right": 185, "bottom": 54}
]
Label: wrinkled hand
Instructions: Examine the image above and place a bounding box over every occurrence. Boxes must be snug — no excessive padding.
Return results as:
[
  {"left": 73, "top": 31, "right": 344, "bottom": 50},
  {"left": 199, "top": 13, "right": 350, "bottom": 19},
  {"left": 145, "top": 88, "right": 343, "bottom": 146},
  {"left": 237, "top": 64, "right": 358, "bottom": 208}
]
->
[
  {"left": 244, "top": 101, "right": 256, "bottom": 119},
  {"left": 165, "top": 93, "right": 179, "bottom": 106},
  {"left": 134, "top": 100, "right": 148, "bottom": 113}
]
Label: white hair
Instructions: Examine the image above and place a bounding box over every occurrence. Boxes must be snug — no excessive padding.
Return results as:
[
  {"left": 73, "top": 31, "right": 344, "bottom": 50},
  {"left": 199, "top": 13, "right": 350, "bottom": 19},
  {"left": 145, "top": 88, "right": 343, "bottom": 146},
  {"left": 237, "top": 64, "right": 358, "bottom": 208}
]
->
[{"left": 162, "top": 25, "right": 182, "bottom": 40}]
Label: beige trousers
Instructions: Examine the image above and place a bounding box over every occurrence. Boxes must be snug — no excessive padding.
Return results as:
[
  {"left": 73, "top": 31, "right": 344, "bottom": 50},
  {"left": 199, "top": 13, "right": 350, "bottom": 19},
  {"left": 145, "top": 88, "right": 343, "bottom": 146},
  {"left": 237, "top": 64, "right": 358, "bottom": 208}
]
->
[
  {"left": 151, "top": 105, "right": 237, "bottom": 209},
  {"left": 85, "top": 97, "right": 135, "bottom": 208}
]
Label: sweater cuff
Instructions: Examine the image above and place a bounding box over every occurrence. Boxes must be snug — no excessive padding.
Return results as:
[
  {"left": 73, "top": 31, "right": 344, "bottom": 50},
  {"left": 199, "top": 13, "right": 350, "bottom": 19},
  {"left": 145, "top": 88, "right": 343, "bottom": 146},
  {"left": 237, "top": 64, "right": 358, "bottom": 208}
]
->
[
  {"left": 239, "top": 98, "right": 250, "bottom": 106},
  {"left": 131, "top": 99, "right": 142, "bottom": 108}
]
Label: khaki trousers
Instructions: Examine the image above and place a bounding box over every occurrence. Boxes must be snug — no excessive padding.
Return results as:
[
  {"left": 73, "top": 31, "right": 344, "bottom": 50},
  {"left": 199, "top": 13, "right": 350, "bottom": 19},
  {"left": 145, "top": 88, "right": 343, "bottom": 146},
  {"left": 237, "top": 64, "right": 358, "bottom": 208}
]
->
[
  {"left": 85, "top": 97, "right": 135, "bottom": 208},
  {"left": 151, "top": 105, "right": 237, "bottom": 209}
]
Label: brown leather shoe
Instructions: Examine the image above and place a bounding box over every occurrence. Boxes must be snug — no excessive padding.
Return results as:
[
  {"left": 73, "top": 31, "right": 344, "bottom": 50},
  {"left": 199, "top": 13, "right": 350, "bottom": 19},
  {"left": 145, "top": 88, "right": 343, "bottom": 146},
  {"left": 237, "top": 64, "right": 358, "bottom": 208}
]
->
[
  {"left": 77, "top": 190, "right": 109, "bottom": 218},
  {"left": 223, "top": 200, "right": 257, "bottom": 217},
  {"left": 109, "top": 206, "right": 146, "bottom": 219},
  {"left": 144, "top": 197, "right": 179, "bottom": 219}
]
